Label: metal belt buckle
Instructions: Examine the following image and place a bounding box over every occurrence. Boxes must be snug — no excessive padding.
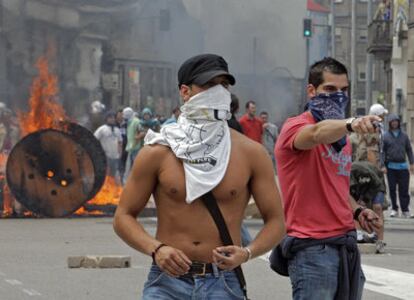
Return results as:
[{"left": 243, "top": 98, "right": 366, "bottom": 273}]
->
[
  {"left": 198, "top": 263, "right": 206, "bottom": 276},
  {"left": 192, "top": 262, "right": 206, "bottom": 276}
]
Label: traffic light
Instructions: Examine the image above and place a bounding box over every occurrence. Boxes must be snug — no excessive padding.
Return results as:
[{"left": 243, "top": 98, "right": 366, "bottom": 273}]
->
[
  {"left": 159, "top": 9, "right": 170, "bottom": 31},
  {"left": 303, "top": 18, "right": 312, "bottom": 38}
]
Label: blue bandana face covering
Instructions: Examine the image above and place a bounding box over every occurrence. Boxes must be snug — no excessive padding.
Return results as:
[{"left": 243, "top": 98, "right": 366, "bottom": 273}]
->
[{"left": 305, "top": 92, "right": 349, "bottom": 152}]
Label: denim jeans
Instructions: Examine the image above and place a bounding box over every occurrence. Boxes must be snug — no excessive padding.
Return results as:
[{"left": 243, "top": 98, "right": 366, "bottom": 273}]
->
[
  {"left": 142, "top": 264, "right": 244, "bottom": 300},
  {"left": 240, "top": 222, "right": 252, "bottom": 247},
  {"left": 386, "top": 168, "right": 411, "bottom": 211},
  {"left": 288, "top": 244, "right": 365, "bottom": 300}
]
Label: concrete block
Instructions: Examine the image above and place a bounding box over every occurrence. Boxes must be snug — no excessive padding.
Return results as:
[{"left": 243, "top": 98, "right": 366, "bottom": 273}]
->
[
  {"left": 358, "top": 243, "right": 376, "bottom": 254},
  {"left": 68, "top": 255, "right": 131, "bottom": 268},
  {"left": 99, "top": 256, "right": 131, "bottom": 268},
  {"left": 67, "top": 256, "right": 84, "bottom": 268}
]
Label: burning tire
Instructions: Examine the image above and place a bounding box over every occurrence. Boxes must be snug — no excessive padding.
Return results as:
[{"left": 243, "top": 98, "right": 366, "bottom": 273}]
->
[{"left": 6, "top": 123, "right": 107, "bottom": 217}]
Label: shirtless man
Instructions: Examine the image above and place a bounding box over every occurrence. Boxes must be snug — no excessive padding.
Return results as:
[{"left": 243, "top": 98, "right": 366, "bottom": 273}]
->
[{"left": 113, "top": 54, "right": 285, "bottom": 299}]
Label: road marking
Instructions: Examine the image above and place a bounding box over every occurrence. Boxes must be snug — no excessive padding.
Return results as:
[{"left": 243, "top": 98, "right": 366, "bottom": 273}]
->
[
  {"left": 5, "top": 279, "right": 23, "bottom": 286},
  {"left": 22, "top": 288, "right": 42, "bottom": 296},
  {"left": 362, "top": 265, "right": 414, "bottom": 300},
  {"left": 259, "top": 252, "right": 413, "bottom": 299}
]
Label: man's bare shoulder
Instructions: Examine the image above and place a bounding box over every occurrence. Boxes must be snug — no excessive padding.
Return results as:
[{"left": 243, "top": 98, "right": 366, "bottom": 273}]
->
[
  {"left": 134, "top": 144, "right": 173, "bottom": 166},
  {"left": 230, "top": 129, "right": 268, "bottom": 156}
]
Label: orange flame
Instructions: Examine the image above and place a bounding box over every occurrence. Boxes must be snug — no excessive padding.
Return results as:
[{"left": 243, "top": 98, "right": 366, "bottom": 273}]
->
[
  {"left": 18, "top": 55, "right": 68, "bottom": 137},
  {"left": 73, "top": 176, "right": 123, "bottom": 216},
  {"left": 73, "top": 206, "right": 104, "bottom": 216},
  {"left": 0, "top": 152, "right": 7, "bottom": 172},
  {"left": 88, "top": 176, "right": 122, "bottom": 206},
  {"left": 2, "top": 183, "right": 13, "bottom": 217}
]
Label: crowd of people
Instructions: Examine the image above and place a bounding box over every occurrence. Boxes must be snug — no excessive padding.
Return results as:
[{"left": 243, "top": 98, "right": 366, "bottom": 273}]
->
[
  {"left": 89, "top": 104, "right": 176, "bottom": 185},
  {"left": 91, "top": 93, "right": 280, "bottom": 186}
]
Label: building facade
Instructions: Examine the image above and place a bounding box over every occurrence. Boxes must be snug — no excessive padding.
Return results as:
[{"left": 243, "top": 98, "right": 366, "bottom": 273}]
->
[{"left": 0, "top": 0, "right": 203, "bottom": 119}]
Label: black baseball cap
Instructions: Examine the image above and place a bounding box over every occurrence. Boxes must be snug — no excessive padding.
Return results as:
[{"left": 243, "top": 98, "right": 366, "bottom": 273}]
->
[{"left": 177, "top": 54, "right": 236, "bottom": 87}]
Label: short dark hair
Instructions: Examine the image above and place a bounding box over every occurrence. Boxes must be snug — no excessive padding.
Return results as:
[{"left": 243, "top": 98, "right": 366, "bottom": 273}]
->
[
  {"left": 230, "top": 94, "right": 239, "bottom": 114},
  {"left": 308, "top": 57, "right": 348, "bottom": 89},
  {"left": 260, "top": 111, "right": 268, "bottom": 116},
  {"left": 245, "top": 100, "right": 256, "bottom": 109},
  {"left": 172, "top": 106, "right": 180, "bottom": 114}
]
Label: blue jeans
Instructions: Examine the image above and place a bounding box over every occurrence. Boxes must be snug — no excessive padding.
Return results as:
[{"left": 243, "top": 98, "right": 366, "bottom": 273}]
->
[
  {"left": 240, "top": 222, "right": 252, "bottom": 247},
  {"left": 142, "top": 264, "right": 244, "bottom": 300},
  {"left": 386, "top": 168, "right": 411, "bottom": 211},
  {"left": 288, "top": 244, "right": 365, "bottom": 300}
]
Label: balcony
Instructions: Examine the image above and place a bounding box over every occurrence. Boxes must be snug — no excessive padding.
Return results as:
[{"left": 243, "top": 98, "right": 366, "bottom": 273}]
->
[{"left": 367, "top": 20, "right": 392, "bottom": 61}]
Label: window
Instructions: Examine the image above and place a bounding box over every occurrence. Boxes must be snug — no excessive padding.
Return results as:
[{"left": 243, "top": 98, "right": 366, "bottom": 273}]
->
[
  {"left": 359, "top": 29, "right": 368, "bottom": 41},
  {"left": 358, "top": 63, "right": 366, "bottom": 81},
  {"left": 335, "top": 27, "right": 342, "bottom": 36},
  {"left": 334, "top": 0, "right": 343, "bottom": 3},
  {"left": 358, "top": 63, "right": 376, "bottom": 82}
]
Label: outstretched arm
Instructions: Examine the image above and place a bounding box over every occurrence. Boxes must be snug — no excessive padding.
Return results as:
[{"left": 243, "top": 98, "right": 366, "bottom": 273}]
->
[{"left": 294, "top": 115, "right": 381, "bottom": 150}]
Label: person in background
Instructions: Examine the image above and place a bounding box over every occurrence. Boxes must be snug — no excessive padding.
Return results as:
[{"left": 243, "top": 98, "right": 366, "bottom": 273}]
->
[
  {"left": 239, "top": 100, "right": 263, "bottom": 143},
  {"left": 350, "top": 161, "right": 387, "bottom": 253},
  {"left": 260, "top": 111, "right": 278, "bottom": 171},
  {"left": 383, "top": 113, "right": 414, "bottom": 218},
  {"left": 227, "top": 94, "right": 243, "bottom": 133},
  {"left": 122, "top": 107, "right": 145, "bottom": 183},
  {"left": 163, "top": 107, "right": 181, "bottom": 126},
  {"left": 141, "top": 107, "right": 160, "bottom": 133},
  {"left": 350, "top": 103, "right": 389, "bottom": 253},
  {"left": 94, "top": 112, "right": 123, "bottom": 180},
  {"left": 116, "top": 109, "right": 128, "bottom": 184}
]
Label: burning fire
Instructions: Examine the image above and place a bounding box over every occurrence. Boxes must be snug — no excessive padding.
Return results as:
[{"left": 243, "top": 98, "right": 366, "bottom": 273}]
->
[
  {"left": 18, "top": 55, "right": 68, "bottom": 137},
  {"left": 74, "top": 176, "right": 122, "bottom": 215},
  {"left": 1, "top": 52, "right": 124, "bottom": 218}
]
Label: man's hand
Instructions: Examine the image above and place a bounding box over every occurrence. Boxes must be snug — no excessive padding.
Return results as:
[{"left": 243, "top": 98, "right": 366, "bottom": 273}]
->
[
  {"left": 212, "top": 246, "right": 249, "bottom": 270},
  {"left": 351, "top": 115, "right": 382, "bottom": 134},
  {"left": 153, "top": 245, "right": 191, "bottom": 277},
  {"left": 381, "top": 167, "right": 387, "bottom": 174},
  {"left": 357, "top": 208, "right": 382, "bottom": 233},
  {"left": 410, "top": 164, "right": 414, "bottom": 173}
]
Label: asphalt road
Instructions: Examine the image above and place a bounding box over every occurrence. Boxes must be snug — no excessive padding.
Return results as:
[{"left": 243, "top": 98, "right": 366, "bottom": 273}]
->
[{"left": 0, "top": 216, "right": 413, "bottom": 300}]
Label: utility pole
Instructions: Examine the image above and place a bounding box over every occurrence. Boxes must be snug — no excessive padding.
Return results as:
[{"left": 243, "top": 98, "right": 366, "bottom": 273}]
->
[
  {"left": 331, "top": 0, "right": 336, "bottom": 58},
  {"left": 407, "top": 0, "right": 414, "bottom": 140},
  {"left": 365, "top": 0, "right": 373, "bottom": 113},
  {"left": 351, "top": 0, "right": 357, "bottom": 111}
]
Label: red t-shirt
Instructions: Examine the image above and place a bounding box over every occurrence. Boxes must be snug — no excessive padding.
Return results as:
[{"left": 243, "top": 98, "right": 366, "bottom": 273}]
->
[
  {"left": 275, "top": 112, "right": 354, "bottom": 239},
  {"left": 239, "top": 114, "right": 263, "bottom": 143}
]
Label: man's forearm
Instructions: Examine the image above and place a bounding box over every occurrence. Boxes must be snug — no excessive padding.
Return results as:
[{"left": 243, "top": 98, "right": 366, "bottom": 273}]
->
[
  {"left": 312, "top": 119, "right": 349, "bottom": 145},
  {"left": 113, "top": 213, "right": 161, "bottom": 256},
  {"left": 245, "top": 217, "right": 285, "bottom": 259},
  {"left": 348, "top": 195, "right": 361, "bottom": 213}
]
